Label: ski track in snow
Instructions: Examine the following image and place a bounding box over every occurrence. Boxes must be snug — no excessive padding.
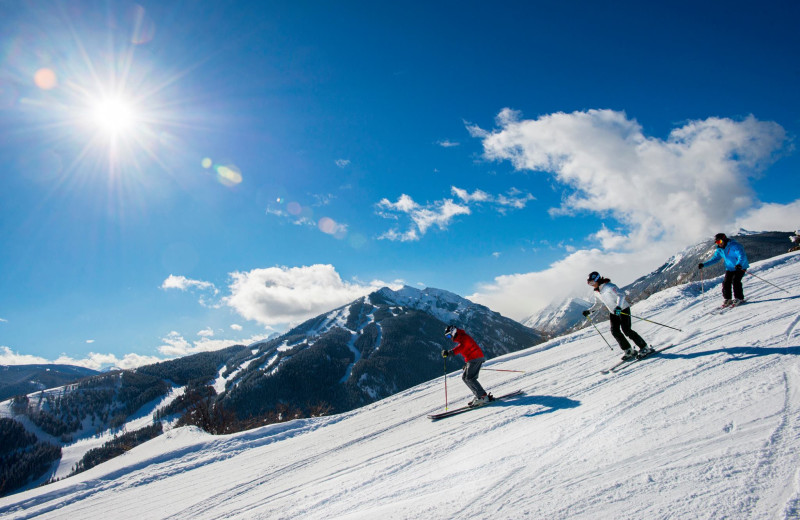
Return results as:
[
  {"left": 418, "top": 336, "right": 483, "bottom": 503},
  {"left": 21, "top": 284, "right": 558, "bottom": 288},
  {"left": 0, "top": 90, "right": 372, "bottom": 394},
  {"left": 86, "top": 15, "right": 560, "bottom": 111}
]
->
[{"left": 1, "top": 252, "right": 799, "bottom": 520}]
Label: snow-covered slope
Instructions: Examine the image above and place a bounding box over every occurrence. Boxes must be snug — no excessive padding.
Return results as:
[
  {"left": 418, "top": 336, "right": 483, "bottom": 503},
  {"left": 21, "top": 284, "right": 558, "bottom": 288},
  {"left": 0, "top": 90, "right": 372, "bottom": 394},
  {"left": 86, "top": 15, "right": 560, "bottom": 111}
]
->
[{"left": 2, "top": 253, "right": 799, "bottom": 519}]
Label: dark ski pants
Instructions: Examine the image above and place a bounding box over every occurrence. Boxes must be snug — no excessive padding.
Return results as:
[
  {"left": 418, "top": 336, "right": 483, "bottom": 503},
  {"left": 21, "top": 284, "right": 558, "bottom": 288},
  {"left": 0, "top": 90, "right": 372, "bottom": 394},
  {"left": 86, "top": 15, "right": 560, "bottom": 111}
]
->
[
  {"left": 722, "top": 270, "right": 745, "bottom": 300},
  {"left": 609, "top": 308, "right": 647, "bottom": 352},
  {"left": 462, "top": 357, "right": 487, "bottom": 398}
]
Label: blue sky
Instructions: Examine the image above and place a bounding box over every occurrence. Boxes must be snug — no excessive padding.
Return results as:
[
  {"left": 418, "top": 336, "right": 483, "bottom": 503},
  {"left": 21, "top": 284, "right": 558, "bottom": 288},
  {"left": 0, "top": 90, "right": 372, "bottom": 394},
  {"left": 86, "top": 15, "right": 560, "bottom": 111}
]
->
[{"left": 1, "top": 0, "right": 799, "bottom": 369}]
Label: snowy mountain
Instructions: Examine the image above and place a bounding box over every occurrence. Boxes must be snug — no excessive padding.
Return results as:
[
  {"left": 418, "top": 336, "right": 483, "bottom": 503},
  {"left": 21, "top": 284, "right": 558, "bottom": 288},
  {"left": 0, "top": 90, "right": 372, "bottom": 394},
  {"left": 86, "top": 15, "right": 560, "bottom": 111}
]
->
[
  {"left": 2, "top": 251, "right": 798, "bottom": 518},
  {"left": 218, "top": 285, "right": 543, "bottom": 419},
  {"left": 0, "top": 347, "right": 248, "bottom": 496},
  {"left": 522, "top": 297, "right": 592, "bottom": 337},
  {"left": 0, "top": 286, "right": 539, "bottom": 497},
  {"left": 0, "top": 364, "right": 99, "bottom": 402}
]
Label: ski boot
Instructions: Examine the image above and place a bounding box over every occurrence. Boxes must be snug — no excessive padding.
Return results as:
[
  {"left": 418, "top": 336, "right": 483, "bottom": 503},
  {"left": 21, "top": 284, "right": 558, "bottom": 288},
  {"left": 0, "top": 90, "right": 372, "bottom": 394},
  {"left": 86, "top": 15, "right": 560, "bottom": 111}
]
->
[
  {"left": 637, "top": 346, "right": 655, "bottom": 359},
  {"left": 621, "top": 349, "right": 637, "bottom": 362},
  {"left": 730, "top": 298, "right": 746, "bottom": 307},
  {"left": 468, "top": 394, "right": 490, "bottom": 407},
  {"left": 720, "top": 299, "right": 734, "bottom": 308}
]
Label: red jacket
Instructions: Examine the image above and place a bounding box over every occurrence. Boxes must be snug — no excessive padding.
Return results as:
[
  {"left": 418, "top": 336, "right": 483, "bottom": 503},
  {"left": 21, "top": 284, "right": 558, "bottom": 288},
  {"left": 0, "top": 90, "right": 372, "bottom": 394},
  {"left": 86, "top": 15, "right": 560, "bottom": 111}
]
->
[{"left": 451, "top": 329, "right": 484, "bottom": 361}]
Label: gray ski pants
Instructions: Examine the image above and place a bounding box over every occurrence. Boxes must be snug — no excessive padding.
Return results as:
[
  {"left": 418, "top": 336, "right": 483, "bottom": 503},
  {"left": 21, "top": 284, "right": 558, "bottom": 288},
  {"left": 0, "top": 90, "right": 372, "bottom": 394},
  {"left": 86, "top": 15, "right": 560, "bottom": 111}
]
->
[{"left": 462, "top": 357, "right": 487, "bottom": 398}]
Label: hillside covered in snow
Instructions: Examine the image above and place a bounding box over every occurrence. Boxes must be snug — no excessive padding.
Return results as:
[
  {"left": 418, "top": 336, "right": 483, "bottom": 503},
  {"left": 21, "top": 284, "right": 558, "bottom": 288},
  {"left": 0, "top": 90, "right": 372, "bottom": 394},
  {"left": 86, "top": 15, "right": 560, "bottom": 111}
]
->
[{"left": 1, "top": 252, "right": 799, "bottom": 519}]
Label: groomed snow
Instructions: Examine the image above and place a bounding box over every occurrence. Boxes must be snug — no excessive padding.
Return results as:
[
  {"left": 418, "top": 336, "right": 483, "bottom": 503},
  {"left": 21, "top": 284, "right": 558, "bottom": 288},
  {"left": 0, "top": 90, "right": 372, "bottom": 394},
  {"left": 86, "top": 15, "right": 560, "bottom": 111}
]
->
[{"left": 2, "top": 252, "right": 799, "bottom": 520}]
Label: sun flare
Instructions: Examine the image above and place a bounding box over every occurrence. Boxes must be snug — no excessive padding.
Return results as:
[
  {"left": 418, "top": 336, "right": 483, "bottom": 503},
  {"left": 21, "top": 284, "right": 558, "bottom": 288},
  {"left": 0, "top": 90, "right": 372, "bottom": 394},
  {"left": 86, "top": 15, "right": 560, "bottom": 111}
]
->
[{"left": 90, "top": 96, "right": 137, "bottom": 136}]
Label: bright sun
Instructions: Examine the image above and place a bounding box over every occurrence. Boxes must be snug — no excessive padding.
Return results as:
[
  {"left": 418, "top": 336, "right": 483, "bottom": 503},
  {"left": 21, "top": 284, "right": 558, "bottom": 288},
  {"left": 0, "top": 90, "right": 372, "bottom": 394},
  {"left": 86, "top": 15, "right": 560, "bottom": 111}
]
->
[{"left": 90, "top": 96, "right": 136, "bottom": 135}]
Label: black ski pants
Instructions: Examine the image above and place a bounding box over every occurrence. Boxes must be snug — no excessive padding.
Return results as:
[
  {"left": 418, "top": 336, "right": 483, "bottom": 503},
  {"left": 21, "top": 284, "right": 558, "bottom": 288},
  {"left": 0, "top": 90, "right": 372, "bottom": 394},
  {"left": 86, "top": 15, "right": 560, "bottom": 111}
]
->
[
  {"left": 462, "top": 357, "right": 487, "bottom": 398},
  {"left": 609, "top": 308, "right": 647, "bottom": 351},
  {"left": 722, "top": 269, "right": 746, "bottom": 300}
]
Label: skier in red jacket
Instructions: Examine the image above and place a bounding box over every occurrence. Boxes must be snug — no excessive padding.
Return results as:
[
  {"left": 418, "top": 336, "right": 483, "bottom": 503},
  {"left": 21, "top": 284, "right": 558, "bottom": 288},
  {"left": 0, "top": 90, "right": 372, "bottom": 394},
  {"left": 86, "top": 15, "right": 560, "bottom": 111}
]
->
[{"left": 442, "top": 325, "right": 494, "bottom": 407}]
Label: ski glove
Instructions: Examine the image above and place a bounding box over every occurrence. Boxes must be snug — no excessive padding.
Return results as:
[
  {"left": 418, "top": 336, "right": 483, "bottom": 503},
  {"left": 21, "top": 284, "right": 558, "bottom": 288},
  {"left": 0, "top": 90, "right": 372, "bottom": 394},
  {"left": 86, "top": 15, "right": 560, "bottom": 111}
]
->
[
  {"left": 698, "top": 263, "right": 704, "bottom": 269},
  {"left": 441, "top": 349, "right": 453, "bottom": 358},
  {"left": 614, "top": 306, "right": 622, "bottom": 316},
  {"left": 582, "top": 310, "right": 591, "bottom": 317}
]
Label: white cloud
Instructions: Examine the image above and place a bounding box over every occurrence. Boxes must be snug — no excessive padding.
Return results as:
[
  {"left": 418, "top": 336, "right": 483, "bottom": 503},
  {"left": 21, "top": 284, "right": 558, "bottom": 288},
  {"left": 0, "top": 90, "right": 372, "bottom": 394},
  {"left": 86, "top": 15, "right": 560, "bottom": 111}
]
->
[
  {"left": 335, "top": 159, "right": 351, "bottom": 168},
  {"left": 161, "top": 275, "right": 217, "bottom": 293},
  {"left": 161, "top": 275, "right": 220, "bottom": 307},
  {"left": 437, "top": 139, "right": 460, "bottom": 148},
  {"left": 86, "top": 339, "right": 95, "bottom": 344},
  {"left": 468, "top": 108, "right": 793, "bottom": 319},
  {"left": 496, "top": 188, "right": 536, "bottom": 210},
  {"left": 0, "top": 318, "right": 7, "bottom": 323},
  {"left": 225, "top": 264, "right": 402, "bottom": 326},
  {"left": 158, "top": 331, "right": 192, "bottom": 357},
  {"left": 377, "top": 186, "right": 534, "bottom": 241},
  {"left": 476, "top": 108, "right": 786, "bottom": 250},
  {"left": 0, "top": 346, "right": 48, "bottom": 365},
  {"left": 265, "top": 207, "right": 287, "bottom": 217},
  {"left": 0, "top": 346, "right": 163, "bottom": 371},
  {"left": 376, "top": 194, "right": 470, "bottom": 240},
  {"left": 197, "top": 327, "right": 215, "bottom": 337},
  {"left": 230, "top": 324, "right": 243, "bottom": 331},
  {"left": 735, "top": 200, "right": 800, "bottom": 232},
  {"left": 157, "top": 331, "right": 272, "bottom": 357},
  {"left": 451, "top": 187, "right": 492, "bottom": 203}
]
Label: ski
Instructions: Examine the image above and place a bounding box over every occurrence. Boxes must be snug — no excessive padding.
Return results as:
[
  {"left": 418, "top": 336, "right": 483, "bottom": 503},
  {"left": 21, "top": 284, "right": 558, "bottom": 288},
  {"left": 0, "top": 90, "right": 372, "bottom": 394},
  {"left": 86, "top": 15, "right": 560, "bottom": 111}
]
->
[
  {"left": 600, "top": 344, "right": 675, "bottom": 374},
  {"left": 608, "top": 344, "right": 675, "bottom": 374},
  {"left": 709, "top": 300, "right": 746, "bottom": 315},
  {"left": 427, "top": 389, "right": 524, "bottom": 420},
  {"left": 600, "top": 358, "right": 632, "bottom": 375}
]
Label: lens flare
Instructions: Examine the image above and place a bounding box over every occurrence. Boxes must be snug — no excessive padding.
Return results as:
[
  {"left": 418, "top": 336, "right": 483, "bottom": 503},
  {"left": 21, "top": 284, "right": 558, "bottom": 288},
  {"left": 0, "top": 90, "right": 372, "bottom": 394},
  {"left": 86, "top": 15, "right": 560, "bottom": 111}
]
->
[
  {"left": 348, "top": 233, "right": 367, "bottom": 249},
  {"left": 215, "top": 164, "right": 242, "bottom": 186},
  {"left": 318, "top": 217, "right": 347, "bottom": 239},
  {"left": 201, "top": 157, "right": 212, "bottom": 168},
  {"left": 129, "top": 4, "right": 156, "bottom": 45},
  {"left": 287, "top": 202, "right": 302, "bottom": 216},
  {"left": 34, "top": 68, "right": 58, "bottom": 90},
  {"left": 318, "top": 217, "right": 336, "bottom": 234}
]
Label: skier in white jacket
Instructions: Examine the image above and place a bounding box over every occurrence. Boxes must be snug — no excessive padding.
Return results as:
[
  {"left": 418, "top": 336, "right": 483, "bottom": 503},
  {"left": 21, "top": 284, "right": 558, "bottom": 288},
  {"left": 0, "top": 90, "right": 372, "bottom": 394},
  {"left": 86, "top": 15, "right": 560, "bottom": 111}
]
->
[{"left": 582, "top": 271, "right": 654, "bottom": 361}]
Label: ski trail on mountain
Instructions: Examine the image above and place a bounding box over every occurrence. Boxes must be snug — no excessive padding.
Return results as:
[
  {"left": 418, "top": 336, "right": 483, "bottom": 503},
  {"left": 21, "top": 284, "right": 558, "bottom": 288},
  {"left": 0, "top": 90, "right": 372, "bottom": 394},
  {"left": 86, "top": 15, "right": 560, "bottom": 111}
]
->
[{"left": 3, "top": 253, "right": 800, "bottom": 520}]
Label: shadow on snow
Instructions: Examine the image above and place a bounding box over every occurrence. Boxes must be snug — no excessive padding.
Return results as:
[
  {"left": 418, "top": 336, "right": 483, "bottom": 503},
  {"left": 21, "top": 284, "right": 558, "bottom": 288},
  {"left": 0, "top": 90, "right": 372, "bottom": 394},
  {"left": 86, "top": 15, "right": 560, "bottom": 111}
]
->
[
  {"left": 659, "top": 345, "right": 800, "bottom": 362},
  {"left": 486, "top": 393, "right": 582, "bottom": 417}
]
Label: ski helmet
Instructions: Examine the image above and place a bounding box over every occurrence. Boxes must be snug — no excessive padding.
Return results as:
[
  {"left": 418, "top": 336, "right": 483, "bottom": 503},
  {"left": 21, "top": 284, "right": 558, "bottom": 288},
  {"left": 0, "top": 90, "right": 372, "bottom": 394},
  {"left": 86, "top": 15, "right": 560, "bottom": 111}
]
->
[
  {"left": 587, "top": 271, "right": 601, "bottom": 284},
  {"left": 444, "top": 325, "right": 457, "bottom": 338},
  {"left": 714, "top": 233, "right": 728, "bottom": 247}
]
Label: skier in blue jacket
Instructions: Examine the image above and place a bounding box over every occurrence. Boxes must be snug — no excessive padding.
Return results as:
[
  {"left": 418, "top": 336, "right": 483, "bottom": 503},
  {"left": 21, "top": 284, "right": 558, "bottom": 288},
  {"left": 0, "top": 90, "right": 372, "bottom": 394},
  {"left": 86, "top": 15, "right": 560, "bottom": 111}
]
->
[{"left": 698, "top": 233, "right": 750, "bottom": 307}]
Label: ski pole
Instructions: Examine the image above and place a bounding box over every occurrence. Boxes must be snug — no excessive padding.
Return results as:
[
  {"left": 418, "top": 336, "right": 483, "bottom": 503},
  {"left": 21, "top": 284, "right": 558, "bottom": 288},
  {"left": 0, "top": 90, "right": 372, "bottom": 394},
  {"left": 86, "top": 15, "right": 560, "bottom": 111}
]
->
[
  {"left": 746, "top": 270, "right": 790, "bottom": 294},
  {"left": 443, "top": 357, "right": 449, "bottom": 410},
  {"left": 700, "top": 268, "right": 705, "bottom": 308},
  {"left": 482, "top": 368, "right": 526, "bottom": 373},
  {"left": 621, "top": 312, "right": 683, "bottom": 332},
  {"left": 700, "top": 269, "right": 708, "bottom": 312},
  {"left": 586, "top": 313, "right": 614, "bottom": 351}
]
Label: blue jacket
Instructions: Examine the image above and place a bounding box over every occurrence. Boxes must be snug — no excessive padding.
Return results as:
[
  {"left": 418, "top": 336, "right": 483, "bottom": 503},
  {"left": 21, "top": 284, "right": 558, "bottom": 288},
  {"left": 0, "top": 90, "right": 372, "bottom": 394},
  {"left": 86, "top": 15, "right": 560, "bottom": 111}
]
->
[{"left": 704, "top": 239, "right": 749, "bottom": 271}]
